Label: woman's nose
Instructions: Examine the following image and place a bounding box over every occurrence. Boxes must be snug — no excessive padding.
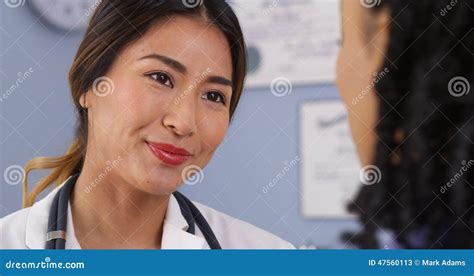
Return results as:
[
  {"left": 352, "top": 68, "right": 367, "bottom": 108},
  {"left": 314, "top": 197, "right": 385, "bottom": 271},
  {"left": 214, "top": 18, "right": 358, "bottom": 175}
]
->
[{"left": 162, "top": 93, "right": 197, "bottom": 137}]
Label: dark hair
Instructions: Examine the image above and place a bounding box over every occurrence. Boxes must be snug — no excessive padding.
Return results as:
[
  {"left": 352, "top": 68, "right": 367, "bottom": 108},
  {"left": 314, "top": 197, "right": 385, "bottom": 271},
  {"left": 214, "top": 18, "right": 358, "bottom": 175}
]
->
[
  {"left": 346, "top": 0, "right": 473, "bottom": 248},
  {"left": 23, "top": 0, "right": 247, "bottom": 207}
]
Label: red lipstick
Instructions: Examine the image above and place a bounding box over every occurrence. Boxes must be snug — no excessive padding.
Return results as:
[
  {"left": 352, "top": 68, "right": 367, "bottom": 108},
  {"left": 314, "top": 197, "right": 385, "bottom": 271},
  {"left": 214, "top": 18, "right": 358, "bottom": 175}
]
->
[{"left": 147, "top": 142, "right": 191, "bottom": 166}]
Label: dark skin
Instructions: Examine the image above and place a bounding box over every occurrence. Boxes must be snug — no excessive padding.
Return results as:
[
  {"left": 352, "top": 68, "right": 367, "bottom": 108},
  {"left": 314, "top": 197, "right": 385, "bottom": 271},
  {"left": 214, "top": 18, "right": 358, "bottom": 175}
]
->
[{"left": 336, "top": 0, "right": 391, "bottom": 167}]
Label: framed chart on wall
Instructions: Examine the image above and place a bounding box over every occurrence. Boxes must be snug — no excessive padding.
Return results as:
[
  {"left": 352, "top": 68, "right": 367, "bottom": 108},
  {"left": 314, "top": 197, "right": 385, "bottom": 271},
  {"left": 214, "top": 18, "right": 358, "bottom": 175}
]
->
[
  {"left": 231, "top": 0, "right": 341, "bottom": 88},
  {"left": 299, "top": 100, "right": 362, "bottom": 218}
]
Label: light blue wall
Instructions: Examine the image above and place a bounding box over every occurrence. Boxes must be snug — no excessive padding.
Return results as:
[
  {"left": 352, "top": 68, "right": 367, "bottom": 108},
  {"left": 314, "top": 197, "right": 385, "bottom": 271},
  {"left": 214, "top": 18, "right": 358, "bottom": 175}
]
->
[{"left": 0, "top": 4, "right": 359, "bottom": 248}]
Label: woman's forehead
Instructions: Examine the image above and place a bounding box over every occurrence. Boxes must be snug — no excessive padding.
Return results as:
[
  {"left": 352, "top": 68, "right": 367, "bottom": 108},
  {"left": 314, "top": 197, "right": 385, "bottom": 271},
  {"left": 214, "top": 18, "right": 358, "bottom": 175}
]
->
[{"left": 123, "top": 16, "right": 232, "bottom": 77}]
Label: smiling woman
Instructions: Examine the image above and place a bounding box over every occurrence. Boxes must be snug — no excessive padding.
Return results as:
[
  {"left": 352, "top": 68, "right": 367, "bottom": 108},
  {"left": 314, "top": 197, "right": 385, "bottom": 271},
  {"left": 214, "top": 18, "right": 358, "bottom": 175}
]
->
[{"left": 0, "top": 0, "right": 293, "bottom": 250}]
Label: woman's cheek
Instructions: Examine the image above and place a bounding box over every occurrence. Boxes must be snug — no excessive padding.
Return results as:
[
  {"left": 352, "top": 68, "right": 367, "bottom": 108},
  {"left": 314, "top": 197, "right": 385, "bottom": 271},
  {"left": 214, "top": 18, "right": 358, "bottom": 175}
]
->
[
  {"left": 120, "top": 82, "right": 167, "bottom": 129},
  {"left": 201, "top": 115, "right": 229, "bottom": 150},
  {"left": 336, "top": 49, "right": 354, "bottom": 107}
]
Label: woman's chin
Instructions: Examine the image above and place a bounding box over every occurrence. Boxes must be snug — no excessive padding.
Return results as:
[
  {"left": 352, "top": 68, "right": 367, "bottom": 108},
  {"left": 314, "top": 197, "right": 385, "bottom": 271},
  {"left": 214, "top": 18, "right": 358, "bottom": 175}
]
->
[{"left": 135, "top": 170, "right": 182, "bottom": 195}]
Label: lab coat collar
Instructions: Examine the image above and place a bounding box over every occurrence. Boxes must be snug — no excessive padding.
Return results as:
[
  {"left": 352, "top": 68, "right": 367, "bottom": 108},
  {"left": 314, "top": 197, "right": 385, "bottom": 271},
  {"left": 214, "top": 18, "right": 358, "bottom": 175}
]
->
[
  {"left": 25, "top": 183, "right": 62, "bottom": 249},
  {"left": 25, "top": 177, "right": 206, "bottom": 249},
  {"left": 161, "top": 193, "right": 207, "bottom": 249},
  {"left": 164, "top": 193, "right": 188, "bottom": 231}
]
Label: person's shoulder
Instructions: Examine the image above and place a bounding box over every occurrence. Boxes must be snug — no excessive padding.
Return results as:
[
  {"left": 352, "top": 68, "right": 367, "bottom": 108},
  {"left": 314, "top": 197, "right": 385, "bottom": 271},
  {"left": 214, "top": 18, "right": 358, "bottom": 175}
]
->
[
  {"left": 0, "top": 207, "right": 31, "bottom": 249},
  {"left": 192, "top": 201, "right": 295, "bottom": 249},
  {"left": 1, "top": 184, "right": 61, "bottom": 249}
]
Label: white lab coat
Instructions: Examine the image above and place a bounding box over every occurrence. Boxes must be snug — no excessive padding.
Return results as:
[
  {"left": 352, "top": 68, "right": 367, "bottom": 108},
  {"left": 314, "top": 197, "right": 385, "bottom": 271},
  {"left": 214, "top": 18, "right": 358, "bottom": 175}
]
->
[{"left": 0, "top": 178, "right": 294, "bottom": 249}]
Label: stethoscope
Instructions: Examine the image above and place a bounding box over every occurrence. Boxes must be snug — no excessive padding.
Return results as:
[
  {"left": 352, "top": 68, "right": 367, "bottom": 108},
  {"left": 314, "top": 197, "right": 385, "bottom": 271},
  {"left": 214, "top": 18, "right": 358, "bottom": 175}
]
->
[{"left": 45, "top": 174, "right": 221, "bottom": 249}]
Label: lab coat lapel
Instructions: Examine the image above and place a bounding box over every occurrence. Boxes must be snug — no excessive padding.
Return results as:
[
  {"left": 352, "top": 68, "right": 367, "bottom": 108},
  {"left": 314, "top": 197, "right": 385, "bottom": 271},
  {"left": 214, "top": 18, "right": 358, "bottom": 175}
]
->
[
  {"left": 161, "top": 194, "right": 207, "bottom": 249},
  {"left": 25, "top": 184, "right": 63, "bottom": 249},
  {"left": 161, "top": 223, "right": 207, "bottom": 249}
]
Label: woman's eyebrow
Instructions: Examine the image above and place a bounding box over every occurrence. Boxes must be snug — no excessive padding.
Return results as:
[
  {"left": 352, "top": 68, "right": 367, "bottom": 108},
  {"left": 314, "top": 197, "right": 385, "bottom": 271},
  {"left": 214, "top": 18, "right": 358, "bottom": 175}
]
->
[
  {"left": 139, "top": 53, "right": 232, "bottom": 87},
  {"left": 138, "top": 54, "right": 232, "bottom": 86},
  {"left": 207, "top": 75, "right": 232, "bottom": 87},
  {"left": 138, "top": 53, "right": 187, "bottom": 74}
]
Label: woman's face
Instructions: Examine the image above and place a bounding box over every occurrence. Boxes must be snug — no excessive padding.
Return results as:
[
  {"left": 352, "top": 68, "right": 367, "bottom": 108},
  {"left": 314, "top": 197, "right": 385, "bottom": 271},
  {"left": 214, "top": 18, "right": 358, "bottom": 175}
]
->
[
  {"left": 336, "top": 0, "right": 390, "bottom": 166},
  {"left": 81, "top": 16, "right": 233, "bottom": 195}
]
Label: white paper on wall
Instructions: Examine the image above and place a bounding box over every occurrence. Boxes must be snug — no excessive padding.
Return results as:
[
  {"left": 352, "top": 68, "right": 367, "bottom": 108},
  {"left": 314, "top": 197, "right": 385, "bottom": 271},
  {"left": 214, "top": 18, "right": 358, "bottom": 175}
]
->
[
  {"left": 231, "top": 0, "right": 341, "bottom": 88},
  {"left": 300, "top": 100, "right": 361, "bottom": 218}
]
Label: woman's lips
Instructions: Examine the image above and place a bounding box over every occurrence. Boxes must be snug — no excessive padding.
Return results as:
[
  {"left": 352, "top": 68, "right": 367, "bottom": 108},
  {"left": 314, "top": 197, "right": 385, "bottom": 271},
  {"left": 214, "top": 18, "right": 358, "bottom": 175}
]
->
[{"left": 146, "top": 142, "right": 191, "bottom": 166}]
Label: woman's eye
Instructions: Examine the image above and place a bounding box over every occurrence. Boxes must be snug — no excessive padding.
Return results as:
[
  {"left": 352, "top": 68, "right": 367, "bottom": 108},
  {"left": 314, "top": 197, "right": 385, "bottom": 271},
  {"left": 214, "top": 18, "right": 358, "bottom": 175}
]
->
[
  {"left": 148, "top": 72, "right": 173, "bottom": 88},
  {"left": 203, "top": 91, "right": 226, "bottom": 105}
]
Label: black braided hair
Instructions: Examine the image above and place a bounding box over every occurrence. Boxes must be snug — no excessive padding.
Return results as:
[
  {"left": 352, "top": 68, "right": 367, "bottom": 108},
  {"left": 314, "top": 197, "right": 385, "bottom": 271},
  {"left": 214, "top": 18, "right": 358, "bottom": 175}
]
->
[{"left": 346, "top": 0, "right": 473, "bottom": 249}]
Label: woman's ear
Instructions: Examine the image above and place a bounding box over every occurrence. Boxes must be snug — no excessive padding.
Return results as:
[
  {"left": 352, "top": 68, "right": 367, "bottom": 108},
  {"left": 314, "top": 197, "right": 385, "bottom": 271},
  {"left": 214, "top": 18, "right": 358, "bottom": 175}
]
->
[
  {"left": 366, "top": 7, "right": 391, "bottom": 55},
  {"left": 79, "top": 92, "right": 89, "bottom": 109}
]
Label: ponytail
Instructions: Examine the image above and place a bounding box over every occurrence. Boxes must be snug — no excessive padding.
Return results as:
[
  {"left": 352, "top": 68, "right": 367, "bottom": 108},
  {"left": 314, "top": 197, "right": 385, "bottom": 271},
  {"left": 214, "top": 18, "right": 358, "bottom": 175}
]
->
[{"left": 22, "top": 139, "right": 84, "bottom": 208}]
